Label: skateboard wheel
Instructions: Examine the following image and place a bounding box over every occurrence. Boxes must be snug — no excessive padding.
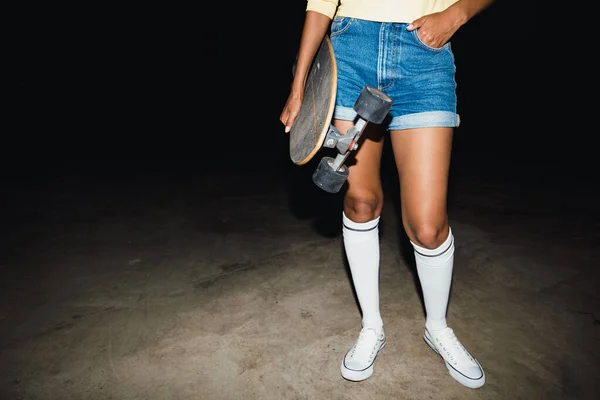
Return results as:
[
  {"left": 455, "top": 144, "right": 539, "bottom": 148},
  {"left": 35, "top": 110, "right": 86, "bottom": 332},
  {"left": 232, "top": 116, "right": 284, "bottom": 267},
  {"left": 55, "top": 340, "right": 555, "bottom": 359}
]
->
[
  {"left": 312, "top": 156, "right": 349, "bottom": 194},
  {"left": 353, "top": 86, "right": 393, "bottom": 124}
]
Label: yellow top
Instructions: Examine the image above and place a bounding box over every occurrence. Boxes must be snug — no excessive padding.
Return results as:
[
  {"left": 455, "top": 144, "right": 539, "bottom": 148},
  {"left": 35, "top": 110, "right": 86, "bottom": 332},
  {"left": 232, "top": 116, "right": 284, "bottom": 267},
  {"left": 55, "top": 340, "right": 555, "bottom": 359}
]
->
[{"left": 306, "top": 0, "right": 460, "bottom": 23}]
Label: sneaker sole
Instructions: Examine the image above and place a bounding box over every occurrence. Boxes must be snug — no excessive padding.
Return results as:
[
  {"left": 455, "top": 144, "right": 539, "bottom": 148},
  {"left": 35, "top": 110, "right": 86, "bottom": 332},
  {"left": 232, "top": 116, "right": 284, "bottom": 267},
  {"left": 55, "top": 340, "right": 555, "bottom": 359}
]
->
[
  {"left": 340, "top": 341, "right": 386, "bottom": 382},
  {"left": 423, "top": 331, "right": 485, "bottom": 389}
]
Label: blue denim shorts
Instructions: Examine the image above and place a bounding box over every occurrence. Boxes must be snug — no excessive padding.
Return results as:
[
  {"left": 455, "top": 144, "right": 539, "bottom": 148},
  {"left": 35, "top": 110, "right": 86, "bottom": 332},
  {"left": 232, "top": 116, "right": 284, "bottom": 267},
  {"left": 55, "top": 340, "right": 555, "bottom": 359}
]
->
[{"left": 330, "top": 17, "right": 459, "bottom": 130}]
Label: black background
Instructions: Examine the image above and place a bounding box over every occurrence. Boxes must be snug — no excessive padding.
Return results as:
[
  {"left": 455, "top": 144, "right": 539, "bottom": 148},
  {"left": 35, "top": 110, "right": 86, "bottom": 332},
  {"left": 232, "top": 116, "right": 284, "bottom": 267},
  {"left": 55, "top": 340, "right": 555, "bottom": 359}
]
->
[{"left": 9, "top": 2, "right": 573, "bottom": 191}]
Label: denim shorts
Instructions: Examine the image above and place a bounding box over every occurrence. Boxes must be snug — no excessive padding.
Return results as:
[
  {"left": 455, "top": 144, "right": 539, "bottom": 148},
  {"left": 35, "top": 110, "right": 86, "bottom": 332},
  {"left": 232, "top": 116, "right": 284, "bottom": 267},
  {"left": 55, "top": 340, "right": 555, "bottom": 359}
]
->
[{"left": 330, "top": 17, "right": 459, "bottom": 130}]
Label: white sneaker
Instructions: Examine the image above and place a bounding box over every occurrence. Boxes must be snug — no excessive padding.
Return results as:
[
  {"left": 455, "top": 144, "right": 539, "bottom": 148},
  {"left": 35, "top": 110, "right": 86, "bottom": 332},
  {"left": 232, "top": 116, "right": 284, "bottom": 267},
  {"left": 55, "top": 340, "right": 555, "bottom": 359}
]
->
[
  {"left": 341, "top": 327, "right": 386, "bottom": 381},
  {"left": 424, "top": 327, "right": 485, "bottom": 389}
]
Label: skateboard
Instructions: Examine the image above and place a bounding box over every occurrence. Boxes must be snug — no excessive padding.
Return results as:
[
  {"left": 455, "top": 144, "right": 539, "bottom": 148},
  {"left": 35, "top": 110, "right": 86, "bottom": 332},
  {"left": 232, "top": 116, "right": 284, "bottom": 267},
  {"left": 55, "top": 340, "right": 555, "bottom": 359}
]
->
[{"left": 289, "top": 35, "right": 393, "bottom": 193}]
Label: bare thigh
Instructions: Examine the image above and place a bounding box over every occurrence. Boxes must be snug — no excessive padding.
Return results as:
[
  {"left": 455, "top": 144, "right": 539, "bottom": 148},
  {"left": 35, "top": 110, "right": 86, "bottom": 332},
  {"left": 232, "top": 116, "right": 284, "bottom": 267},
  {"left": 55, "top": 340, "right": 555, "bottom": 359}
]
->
[
  {"left": 389, "top": 127, "right": 453, "bottom": 249},
  {"left": 336, "top": 120, "right": 385, "bottom": 223}
]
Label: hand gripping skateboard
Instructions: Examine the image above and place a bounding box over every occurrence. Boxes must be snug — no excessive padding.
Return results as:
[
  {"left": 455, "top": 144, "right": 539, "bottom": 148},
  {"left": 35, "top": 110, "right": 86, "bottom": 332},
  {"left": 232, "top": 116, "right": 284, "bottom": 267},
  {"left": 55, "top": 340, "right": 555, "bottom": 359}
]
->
[{"left": 289, "top": 35, "right": 393, "bottom": 193}]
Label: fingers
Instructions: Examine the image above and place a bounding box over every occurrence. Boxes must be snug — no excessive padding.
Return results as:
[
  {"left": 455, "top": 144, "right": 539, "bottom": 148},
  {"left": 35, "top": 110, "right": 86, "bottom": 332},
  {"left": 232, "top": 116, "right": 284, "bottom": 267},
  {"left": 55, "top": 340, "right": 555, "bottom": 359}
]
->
[
  {"left": 280, "top": 96, "right": 302, "bottom": 133},
  {"left": 280, "top": 109, "right": 293, "bottom": 133},
  {"left": 282, "top": 109, "right": 298, "bottom": 133},
  {"left": 406, "top": 17, "right": 423, "bottom": 31}
]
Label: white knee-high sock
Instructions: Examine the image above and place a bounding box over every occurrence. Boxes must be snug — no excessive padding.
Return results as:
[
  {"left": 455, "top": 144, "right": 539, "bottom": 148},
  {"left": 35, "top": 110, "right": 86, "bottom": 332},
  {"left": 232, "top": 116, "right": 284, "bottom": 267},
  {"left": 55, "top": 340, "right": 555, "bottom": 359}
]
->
[
  {"left": 342, "top": 212, "right": 383, "bottom": 331},
  {"left": 411, "top": 228, "right": 454, "bottom": 332}
]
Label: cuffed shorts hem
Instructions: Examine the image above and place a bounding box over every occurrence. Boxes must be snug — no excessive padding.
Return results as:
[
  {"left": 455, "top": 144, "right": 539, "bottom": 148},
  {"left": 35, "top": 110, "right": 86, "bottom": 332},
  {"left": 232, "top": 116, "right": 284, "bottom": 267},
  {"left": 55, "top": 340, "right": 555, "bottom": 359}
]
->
[{"left": 333, "top": 108, "right": 459, "bottom": 130}]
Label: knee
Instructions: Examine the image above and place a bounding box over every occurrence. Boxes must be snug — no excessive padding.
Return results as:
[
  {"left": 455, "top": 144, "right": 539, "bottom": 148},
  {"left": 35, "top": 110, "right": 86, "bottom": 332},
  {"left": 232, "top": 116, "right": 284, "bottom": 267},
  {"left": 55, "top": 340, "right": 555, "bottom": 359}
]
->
[
  {"left": 408, "top": 223, "right": 449, "bottom": 250},
  {"left": 343, "top": 192, "right": 383, "bottom": 222}
]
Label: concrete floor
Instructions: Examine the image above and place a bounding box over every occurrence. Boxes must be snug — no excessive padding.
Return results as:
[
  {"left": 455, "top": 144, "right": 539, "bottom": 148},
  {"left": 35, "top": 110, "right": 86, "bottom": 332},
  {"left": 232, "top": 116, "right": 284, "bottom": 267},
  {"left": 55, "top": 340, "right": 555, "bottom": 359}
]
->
[{"left": 0, "top": 159, "right": 598, "bottom": 400}]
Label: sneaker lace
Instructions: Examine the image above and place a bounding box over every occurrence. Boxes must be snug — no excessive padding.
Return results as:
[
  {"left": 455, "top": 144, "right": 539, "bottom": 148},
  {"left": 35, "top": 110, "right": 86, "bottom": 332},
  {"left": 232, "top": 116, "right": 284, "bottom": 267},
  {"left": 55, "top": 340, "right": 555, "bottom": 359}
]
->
[
  {"left": 437, "top": 328, "right": 475, "bottom": 366},
  {"left": 350, "top": 328, "right": 379, "bottom": 363}
]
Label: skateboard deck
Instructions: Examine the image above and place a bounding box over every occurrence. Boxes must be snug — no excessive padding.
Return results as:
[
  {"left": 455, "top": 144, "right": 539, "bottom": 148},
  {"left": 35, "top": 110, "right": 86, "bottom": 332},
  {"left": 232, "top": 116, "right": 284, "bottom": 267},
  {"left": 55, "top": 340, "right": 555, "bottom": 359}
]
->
[
  {"left": 289, "top": 35, "right": 337, "bottom": 165},
  {"left": 287, "top": 36, "right": 393, "bottom": 193}
]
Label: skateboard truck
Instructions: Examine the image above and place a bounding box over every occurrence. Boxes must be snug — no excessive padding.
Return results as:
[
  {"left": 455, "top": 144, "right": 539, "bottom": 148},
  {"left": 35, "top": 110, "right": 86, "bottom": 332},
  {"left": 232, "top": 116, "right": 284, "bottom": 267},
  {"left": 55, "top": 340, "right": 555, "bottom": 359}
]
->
[
  {"left": 288, "top": 36, "right": 393, "bottom": 193},
  {"left": 312, "top": 86, "right": 392, "bottom": 193}
]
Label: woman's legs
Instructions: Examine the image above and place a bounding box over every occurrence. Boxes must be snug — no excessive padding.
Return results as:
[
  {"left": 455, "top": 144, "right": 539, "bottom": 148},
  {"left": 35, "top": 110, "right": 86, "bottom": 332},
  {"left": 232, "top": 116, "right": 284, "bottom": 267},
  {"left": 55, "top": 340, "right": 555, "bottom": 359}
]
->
[
  {"left": 390, "top": 126, "right": 453, "bottom": 330},
  {"left": 338, "top": 121, "right": 387, "bottom": 382},
  {"left": 390, "top": 126, "right": 485, "bottom": 388}
]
